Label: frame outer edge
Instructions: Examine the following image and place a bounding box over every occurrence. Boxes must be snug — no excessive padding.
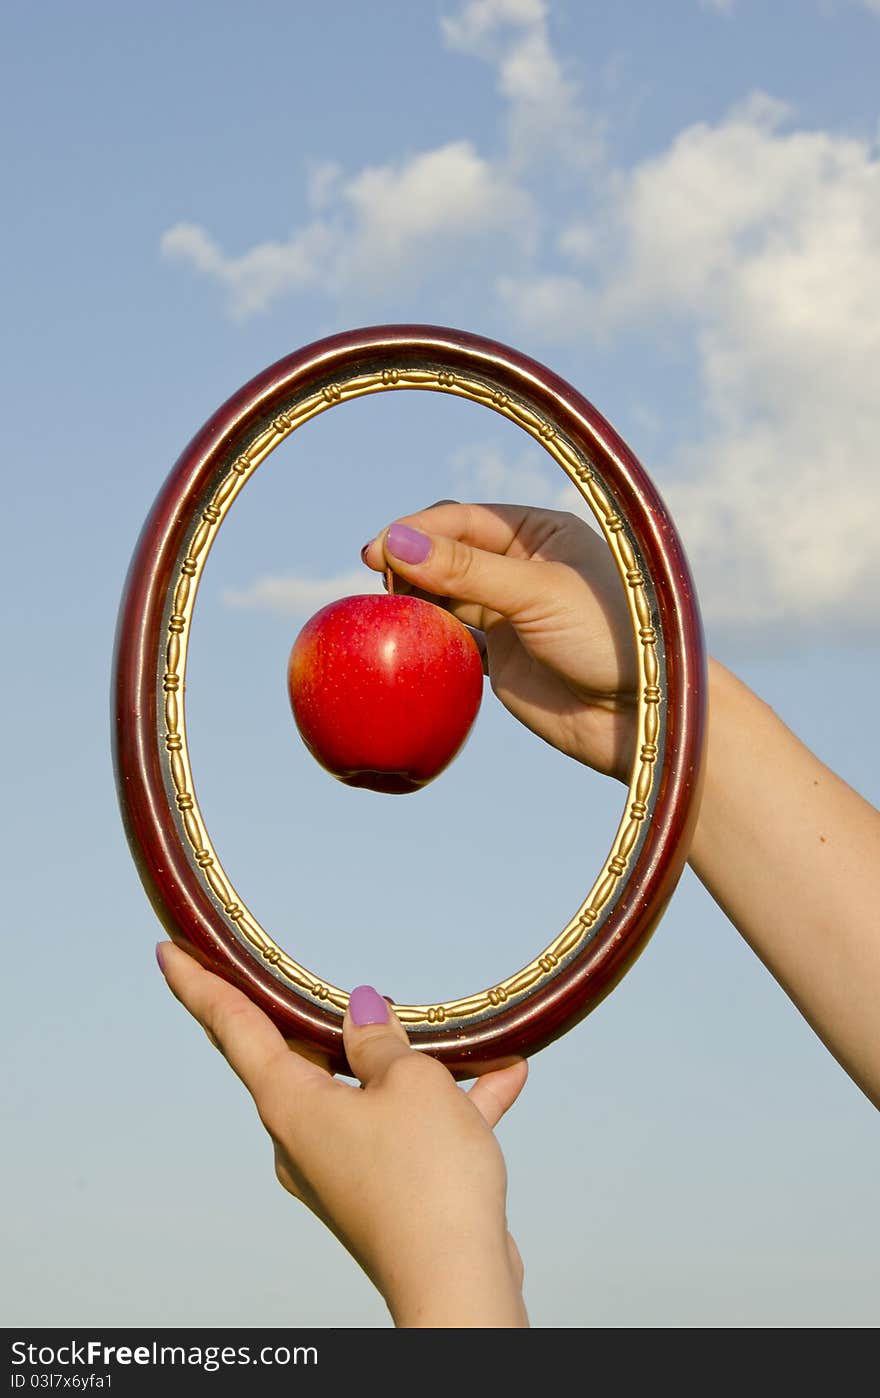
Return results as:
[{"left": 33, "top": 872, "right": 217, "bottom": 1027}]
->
[{"left": 112, "top": 324, "right": 707, "bottom": 1076}]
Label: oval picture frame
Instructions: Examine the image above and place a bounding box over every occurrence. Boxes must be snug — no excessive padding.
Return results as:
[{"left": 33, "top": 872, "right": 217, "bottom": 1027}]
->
[{"left": 113, "top": 325, "right": 706, "bottom": 1076}]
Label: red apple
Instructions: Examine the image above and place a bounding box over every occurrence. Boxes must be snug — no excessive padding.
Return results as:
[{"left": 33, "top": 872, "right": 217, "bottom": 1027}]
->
[{"left": 287, "top": 593, "right": 484, "bottom": 794}]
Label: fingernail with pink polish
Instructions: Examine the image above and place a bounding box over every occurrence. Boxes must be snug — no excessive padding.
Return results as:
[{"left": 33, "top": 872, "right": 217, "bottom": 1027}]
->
[
  {"left": 386, "top": 523, "right": 431, "bottom": 565},
  {"left": 360, "top": 540, "right": 373, "bottom": 565},
  {"left": 155, "top": 942, "right": 167, "bottom": 973},
  {"left": 349, "top": 985, "right": 389, "bottom": 1025}
]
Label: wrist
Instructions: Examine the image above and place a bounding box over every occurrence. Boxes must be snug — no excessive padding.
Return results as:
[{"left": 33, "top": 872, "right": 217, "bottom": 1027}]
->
[{"left": 383, "top": 1239, "right": 528, "bottom": 1328}]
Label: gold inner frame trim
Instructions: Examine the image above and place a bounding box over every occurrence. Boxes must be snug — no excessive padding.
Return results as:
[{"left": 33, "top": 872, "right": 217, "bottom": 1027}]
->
[{"left": 161, "top": 366, "right": 663, "bottom": 1026}]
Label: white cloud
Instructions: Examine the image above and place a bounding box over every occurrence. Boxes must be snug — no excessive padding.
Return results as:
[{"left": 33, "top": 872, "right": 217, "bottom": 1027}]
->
[
  {"left": 162, "top": 4, "right": 880, "bottom": 635},
  {"left": 160, "top": 1, "right": 587, "bottom": 319},
  {"left": 505, "top": 94, "right": 880, "bottom": 632},
  {"left": 556, "top": 221, "right": 596, "bottom": 261},
  {"left": 336, "top": 141, "right": 535, "bottom": 287},
  {"left": 222, "top": 569, "right": 384, "bottom": 617},
  {"left": 442, "top": 0, "right": 601, "bottom": 170},
  {"left": 162, "top": 141, "right": 533, "bottom": 318},
  {"left": 440, "top": 0, "right": 547, "bottom": 51},
  {"left": 161, "top": 220, "right": 337, "bottom": 319},
  {"left": 495, "top": 271, "right": 598, "bottom": 340}
]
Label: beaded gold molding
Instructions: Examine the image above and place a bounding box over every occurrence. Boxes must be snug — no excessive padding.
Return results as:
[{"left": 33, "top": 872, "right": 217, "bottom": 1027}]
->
[{"left": 161, "top": 366, "right": 663, "bottom": 1026}]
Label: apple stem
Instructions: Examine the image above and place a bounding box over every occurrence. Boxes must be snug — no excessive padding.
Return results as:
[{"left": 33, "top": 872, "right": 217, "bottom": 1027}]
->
[{"left": 385, "top": 566, "right": 394, "bottom": 595}]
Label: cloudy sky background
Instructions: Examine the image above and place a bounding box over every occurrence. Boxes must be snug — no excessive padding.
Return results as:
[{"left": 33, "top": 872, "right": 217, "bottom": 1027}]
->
[{"left": 3, "top": 0, "right": 879, "bottom": 1329}]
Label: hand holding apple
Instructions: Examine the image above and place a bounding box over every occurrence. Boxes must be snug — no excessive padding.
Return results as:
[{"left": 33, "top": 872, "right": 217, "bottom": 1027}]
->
[
  {"left": 287, "top": 591, "right": 484, "bottom": 794},
  {"left": 361, "top": 507, "right": 640, "bottom": 783}
]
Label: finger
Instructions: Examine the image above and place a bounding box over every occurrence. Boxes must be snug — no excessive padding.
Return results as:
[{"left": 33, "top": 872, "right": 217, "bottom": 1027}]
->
[
  {"left": 362, "top": 502, "right": 531, "bottom": 573},
  {"left": 342, "top": 985, "right": 416, "bottom": 1086},
  {"left": 361, "top": 501, "right": 562, "bottom": 630},
  {"left": 157, "top": 941, "right": 325, "bottom": 1100},
  {"left": 467, "top": 1059, "right": 529, "bottom": 1128},
  {"left": 378, "top": 521, "right": 556, "bottom": 627}
]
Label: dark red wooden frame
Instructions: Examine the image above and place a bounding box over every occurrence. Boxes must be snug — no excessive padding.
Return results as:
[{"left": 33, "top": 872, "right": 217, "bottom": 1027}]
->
[{"left": 113, "top": 325, "right": 706, "bottom": 1076}]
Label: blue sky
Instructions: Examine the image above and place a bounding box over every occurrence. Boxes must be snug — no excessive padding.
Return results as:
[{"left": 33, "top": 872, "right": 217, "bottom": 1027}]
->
[{"left": 2, "top": 0, "right": 879, "bottom": 1328}]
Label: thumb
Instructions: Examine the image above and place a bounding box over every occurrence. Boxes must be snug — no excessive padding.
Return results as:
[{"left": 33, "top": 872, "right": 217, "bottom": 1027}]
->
[
  {"left": 380, "top": 520, "right": 547, "bottom": 623},
  {"left": 342, "top": 985, "right": 414, "bottom": 1085},
  {"left": 468, "top": 1058, "right": 529, "bottom": 1128}
]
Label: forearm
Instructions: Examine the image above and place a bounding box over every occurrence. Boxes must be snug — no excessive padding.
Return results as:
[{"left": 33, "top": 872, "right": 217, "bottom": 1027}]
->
[{"left": 688, "top": 660, "right": 880, "bottom": 1108}]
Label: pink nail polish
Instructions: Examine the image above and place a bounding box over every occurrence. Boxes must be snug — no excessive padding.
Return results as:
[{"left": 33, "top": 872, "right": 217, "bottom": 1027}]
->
[
  {"left": 155, "top": 942, "right": 167, "bottom": 972},
  {"left": 386, "top": 522, "right": 431, "bottom": 565},
  {"left": 349, "top": 985, "right": 389, "bottom": 1025}
]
